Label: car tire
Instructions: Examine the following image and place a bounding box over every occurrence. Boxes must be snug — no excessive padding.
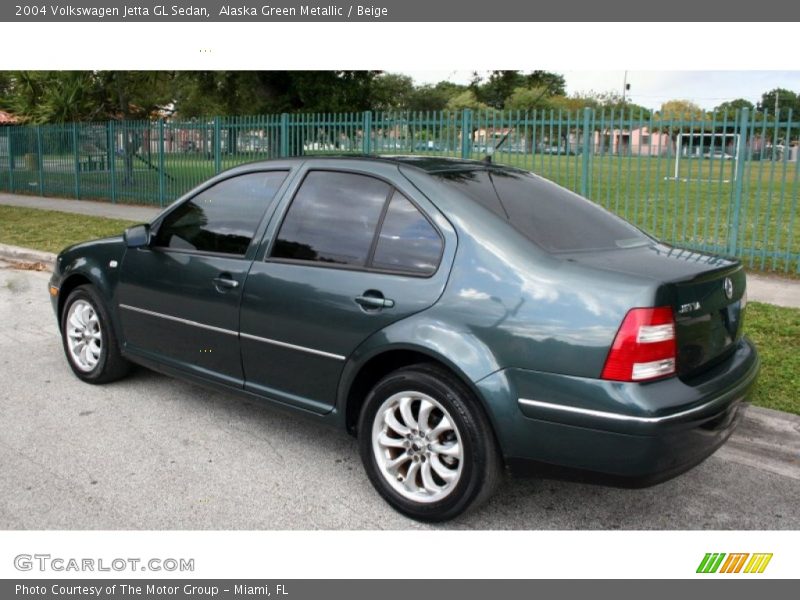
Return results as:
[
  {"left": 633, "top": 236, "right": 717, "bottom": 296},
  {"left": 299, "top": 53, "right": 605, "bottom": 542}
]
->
[
  {"left": 358, "top": 363, "right": 502, "bottom": 522},
  {"left": 60, "top": 284, "right": 130, "bottom": 384}
]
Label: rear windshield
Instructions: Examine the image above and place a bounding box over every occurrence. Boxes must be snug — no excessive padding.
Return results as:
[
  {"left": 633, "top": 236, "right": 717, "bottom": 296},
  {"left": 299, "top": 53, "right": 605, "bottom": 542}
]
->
[{"left": 434, "top": 169, "right": 650, "bottom": 253}]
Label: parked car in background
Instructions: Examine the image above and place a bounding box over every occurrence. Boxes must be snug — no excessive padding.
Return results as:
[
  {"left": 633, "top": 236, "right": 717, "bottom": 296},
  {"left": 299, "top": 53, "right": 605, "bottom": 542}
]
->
[
  {"left": 540, "top": 144, "right": 582, "bottom": 155},
  {"left": 414, "top": 140, "right": 446, "bottom": 152},
  {"left": 49, "top": 156, "right": 758, "bottom": 521},
  {"left": 703, "top": 150, "right": 734, "bottom": 160}
]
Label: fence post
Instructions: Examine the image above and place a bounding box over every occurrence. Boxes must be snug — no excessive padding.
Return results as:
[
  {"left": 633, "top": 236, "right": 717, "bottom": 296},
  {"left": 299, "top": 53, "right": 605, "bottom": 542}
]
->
[
  {"left": 581, "top": 107, "right": 592, "bottom": 198},
  {"left": 362, "top": 111, "right": 372, "bottom": 154},
  {"left": 728, "top": 108, "right": 749, "bottom": 256},
  {"left": 109, "top": 121, "right": 117, "bottom": 204},
  {"left": 36, "top": 125, "right": 44, "bottom": 196},
  {"left": 8, "top": 127, "right": 14, "bottom": 192},
  {"left": 158, "top": 119, "right": 166, "bottom": 207},
  {"left": 73, "top": 123, "right": 80, "bottom": 199},
  {"left": 460, "top": 109, "right": 472, "bottom": 159},
  {"left": 280, "top": 113, "right": 289, "bottom": 157},
  {"left": 213, "top": 116, "right": 222, "bottom": 174}
]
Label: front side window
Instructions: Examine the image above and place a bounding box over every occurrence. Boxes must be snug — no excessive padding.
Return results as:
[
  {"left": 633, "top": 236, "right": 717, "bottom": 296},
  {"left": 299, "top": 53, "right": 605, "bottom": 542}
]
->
[
  {"left": 153, "top": 171, "right": 288, "bottom": 255},
  {"left": 271, "top": 171, "right": 391, "bottom": 266}
]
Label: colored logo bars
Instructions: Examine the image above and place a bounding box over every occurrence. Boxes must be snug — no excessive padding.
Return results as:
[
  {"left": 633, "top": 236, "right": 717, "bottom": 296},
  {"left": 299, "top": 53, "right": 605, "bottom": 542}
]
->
[{"left": 696, "top": 553, "right": 773, "bottom": 574}]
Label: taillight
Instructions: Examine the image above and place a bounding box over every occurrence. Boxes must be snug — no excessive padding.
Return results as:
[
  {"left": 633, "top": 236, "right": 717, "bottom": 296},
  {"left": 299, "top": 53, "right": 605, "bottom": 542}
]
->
[{"left": 601, "top": 307, "right": 677, "bottom": 382}]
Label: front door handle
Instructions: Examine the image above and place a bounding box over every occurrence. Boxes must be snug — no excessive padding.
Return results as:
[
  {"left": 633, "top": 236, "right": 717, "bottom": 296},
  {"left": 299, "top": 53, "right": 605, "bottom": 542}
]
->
[
  {"left": 212, "top": 275, "right": 239, "bottom": 291},
  {"left": 355, "top": 292, "right": 395, "bottom": 310}
]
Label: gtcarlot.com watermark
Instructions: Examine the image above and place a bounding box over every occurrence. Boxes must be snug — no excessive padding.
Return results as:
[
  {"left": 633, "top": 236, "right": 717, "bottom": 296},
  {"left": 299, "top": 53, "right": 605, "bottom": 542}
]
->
[{"left": 14, "top": 554, "right": 195, "bottom": 573}]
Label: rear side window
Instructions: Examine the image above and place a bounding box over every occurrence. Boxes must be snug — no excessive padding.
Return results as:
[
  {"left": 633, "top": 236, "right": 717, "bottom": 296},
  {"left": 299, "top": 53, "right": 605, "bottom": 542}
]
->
[
  {"left": 372, "top": 191, "right": 442, "bottom": 275},
  {"left": 153, "top": 171, "right": 288, "bottom": 255},
  {"left": 271, "top": 171, "right": 390, "bottom": 266},
  {"left": 436, "top": 169, "right": 649, "bottom": 252}
]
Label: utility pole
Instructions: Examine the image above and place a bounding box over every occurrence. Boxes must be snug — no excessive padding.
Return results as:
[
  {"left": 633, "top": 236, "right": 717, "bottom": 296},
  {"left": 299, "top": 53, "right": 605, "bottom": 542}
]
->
[{"left": 622, "top": 71, "right": 628, "bottom": 104}]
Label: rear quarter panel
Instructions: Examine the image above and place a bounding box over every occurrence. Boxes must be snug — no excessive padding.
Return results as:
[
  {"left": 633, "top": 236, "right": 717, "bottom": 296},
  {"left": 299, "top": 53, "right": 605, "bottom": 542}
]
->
[{"left": 399, "top": 166, "right": 659, "bottom": 381}]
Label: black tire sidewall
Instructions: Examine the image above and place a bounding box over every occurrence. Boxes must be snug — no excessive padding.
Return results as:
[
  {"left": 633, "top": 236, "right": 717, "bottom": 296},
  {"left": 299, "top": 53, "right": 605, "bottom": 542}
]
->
[
  {"left": 60, "top": 286, "right": 113, "bottom": 383},
  {"left": 358, "top": 366, "right": 493, "bottom": 522}
]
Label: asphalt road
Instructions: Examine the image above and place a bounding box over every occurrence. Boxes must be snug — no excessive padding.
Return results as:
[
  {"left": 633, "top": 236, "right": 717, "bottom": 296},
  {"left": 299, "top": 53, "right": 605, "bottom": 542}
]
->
[{"left": 1, "top": 261, "right": 799, "bottom": 530}]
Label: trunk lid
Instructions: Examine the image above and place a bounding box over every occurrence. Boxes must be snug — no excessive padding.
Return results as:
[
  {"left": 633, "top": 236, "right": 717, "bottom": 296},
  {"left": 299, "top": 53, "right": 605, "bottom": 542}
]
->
[{"left": 563, "top": 243, "right": 746, "bottom": 379}]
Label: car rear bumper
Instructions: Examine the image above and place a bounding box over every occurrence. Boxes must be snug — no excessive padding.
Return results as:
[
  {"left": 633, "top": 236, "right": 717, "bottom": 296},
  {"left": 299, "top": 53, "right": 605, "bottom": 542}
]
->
[{"left": 476, "top": 337, "right": 759, "bottom": 481}]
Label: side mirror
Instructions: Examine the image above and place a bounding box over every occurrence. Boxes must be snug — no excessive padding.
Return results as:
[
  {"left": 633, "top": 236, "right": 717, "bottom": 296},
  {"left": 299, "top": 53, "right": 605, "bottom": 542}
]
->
[{"left": 123, "top": 224, "right": 151, "bottom": 248}]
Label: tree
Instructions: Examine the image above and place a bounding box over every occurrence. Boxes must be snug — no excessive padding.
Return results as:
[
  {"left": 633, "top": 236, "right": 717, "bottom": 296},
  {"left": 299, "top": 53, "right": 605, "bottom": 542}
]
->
[
  {"left": 0, "top": 71, "right": 13, "bottom": 111},
  {"left": 757, "top": 88, "right": 800, "bottom": 117},
  {"left": 445, "top": 90, "right": 488, "bottom": 112},
  {"left": 524, "top": 71, "right": 566, "bottom": 97},
  {"left": 658, "top": 100, "right": 705, "bottom": 122},
  {"left": 504, "top": 86, "right": 553, "bottom": 111},
  {"left": 713, "top": 98, "right": 755, "bottom": 121},
  {"left": 546, "top": 90, "right": 652, "bottom": 118},
  {"left": 469, "top": 70, "right": 566, "bottom": 109},
  {"left": 173, "top": 71, "right": 381, "bottom": 116},
  {"left": 479, "top": 71, "right": 527, "bottom": 109},
  {"left": 370, "top": 73, "right": 415, "bottom": 111},
  {"left": 408, "top": 82, "right": 465, "bottom": 112},
  {"left": 6, "top": 71, "right": 101, "bottom": 123},
  {"left": 5, "top": 71, "right": 174, "bottom": 124}
]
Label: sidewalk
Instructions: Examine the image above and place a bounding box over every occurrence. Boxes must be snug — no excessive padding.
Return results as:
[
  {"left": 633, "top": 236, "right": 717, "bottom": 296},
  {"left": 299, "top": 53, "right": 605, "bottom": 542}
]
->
[
  {"left": 746, "top": 273, "right": 800, "bottom": 309},
  {"left": 1, "top": 192, "right": 799, "bottom": 309},
  {"left": 0, "top": 192, "right": 161, "bottom": 222}
]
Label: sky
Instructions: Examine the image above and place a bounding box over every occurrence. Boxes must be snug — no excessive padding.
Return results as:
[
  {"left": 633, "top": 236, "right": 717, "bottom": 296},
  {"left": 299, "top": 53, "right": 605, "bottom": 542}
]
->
[{"left": 401, "top": 70, "right": 800, "bottom": 111}]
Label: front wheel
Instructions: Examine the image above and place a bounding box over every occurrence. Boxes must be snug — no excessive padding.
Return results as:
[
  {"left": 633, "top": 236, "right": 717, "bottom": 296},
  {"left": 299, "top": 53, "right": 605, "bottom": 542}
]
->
[
  {"left": 61, "top": 284, "right": 130, "bottom": 384},
  {"left": 358, "top": 364, "right": 502, "bottom": 522}
]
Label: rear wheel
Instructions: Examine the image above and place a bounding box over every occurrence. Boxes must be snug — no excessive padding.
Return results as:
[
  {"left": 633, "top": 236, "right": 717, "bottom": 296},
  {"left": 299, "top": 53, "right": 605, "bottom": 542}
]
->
[
  {"left": 61, "top": 284, "right": 130, "bottom": 384},
  {"left": 358, "top": 364, "right": 502, "bottom": 522}
]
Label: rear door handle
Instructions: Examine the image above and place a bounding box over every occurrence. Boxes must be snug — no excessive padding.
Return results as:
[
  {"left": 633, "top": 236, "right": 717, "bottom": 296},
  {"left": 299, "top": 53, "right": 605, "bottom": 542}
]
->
[
  {"left": 355, "top": 293, "right": 395, "bottom": 310},
  {"left": 212, "top": 276, "right": 239, "bottom": 290}
]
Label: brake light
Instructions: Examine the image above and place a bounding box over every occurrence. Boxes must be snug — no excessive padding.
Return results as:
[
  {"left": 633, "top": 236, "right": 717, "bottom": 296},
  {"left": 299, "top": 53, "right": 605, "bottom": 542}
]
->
[{"left": 601, "top": 307, "right": 676, "bottom": 382}]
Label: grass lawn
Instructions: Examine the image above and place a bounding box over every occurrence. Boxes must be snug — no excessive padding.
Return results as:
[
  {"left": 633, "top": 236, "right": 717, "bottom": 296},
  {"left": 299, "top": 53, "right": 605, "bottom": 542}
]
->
[
  {"left": 0, "top": 204, "right": 796, "bottom": 415},
  {"left": 0, "top": 205, "right": 135, "bottom": 254},
  {"left": 744, "top": 302, "right": 800, "bottom": 415}
]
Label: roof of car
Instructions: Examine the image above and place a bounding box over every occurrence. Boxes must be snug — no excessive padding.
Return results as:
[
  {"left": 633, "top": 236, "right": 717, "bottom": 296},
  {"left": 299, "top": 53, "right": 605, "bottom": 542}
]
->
[
  {"left": 371, "top": 155, "right": 501, "bottom": 173},
  {"left": 244, "top": 154, "right": 516, "bottom": 174}
]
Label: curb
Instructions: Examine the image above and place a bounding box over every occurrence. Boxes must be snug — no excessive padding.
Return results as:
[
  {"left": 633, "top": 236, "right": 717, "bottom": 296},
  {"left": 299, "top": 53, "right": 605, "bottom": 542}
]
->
[
  {"left": 0, "top": 243, "right": 56, "bottom": 269},
  {"left": 718, "top": 405, "right": 800, "bottom": 481}
]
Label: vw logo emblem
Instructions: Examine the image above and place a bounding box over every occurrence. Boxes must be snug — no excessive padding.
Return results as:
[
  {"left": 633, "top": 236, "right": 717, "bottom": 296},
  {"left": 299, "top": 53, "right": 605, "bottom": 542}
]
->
[{"left": 723, "top": 277, "right": 734, "bottom": 300}]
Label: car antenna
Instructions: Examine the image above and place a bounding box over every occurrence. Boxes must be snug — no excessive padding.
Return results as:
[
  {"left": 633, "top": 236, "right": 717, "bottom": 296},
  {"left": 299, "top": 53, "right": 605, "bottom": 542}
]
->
[{"left": 483, "top": 127, "right": 514, "bottom": 163}]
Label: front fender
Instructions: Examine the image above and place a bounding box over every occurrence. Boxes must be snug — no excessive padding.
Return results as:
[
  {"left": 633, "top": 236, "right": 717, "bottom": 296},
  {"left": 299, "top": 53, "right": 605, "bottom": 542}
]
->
[{"left": 51, "top": 237, "right": 126, "bottom": 328}]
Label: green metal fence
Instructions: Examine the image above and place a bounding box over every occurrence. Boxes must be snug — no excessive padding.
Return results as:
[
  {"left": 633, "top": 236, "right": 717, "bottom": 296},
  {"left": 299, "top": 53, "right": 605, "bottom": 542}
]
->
[{"left": 0, "top": 108, "right": 798, "bottom": 272}]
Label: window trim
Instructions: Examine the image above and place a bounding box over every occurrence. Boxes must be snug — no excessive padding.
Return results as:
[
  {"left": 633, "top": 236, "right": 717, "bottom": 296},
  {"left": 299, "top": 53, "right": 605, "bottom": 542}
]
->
[
  {"left": 150, "top": 169, "right": 291, "bottom": 258},
  {"left": 265, "top": 168, "right": 445, "bottom": 278}
]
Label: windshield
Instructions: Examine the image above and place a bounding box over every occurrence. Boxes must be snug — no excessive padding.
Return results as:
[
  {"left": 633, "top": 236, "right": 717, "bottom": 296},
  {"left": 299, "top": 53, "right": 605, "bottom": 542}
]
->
[{"left": 434, "top": 168, "right": 651, "bottom": 253}]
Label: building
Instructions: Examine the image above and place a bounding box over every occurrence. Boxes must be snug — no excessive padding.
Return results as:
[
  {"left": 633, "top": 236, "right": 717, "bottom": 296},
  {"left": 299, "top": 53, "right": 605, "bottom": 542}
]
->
[
  {"left": 0, "top": 110, "right": 18, "bottom": 125},
  {"left": 594, "top": 126, "right": 673, "bottom": 156}
]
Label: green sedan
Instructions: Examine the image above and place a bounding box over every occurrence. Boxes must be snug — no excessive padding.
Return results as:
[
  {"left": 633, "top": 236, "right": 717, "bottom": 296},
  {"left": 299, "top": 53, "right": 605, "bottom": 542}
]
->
[{"left": 49, "top": 156, "right": 758, "bottom": 521}]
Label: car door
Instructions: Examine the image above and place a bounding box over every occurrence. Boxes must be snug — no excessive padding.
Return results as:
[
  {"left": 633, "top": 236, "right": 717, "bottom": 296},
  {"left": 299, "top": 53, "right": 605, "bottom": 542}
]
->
[
  {"left": 116, "top": 170, "right": 290, "bottom": 386},
  {"left": 239, "top": 163, "right": 453, "bottom": 414}
]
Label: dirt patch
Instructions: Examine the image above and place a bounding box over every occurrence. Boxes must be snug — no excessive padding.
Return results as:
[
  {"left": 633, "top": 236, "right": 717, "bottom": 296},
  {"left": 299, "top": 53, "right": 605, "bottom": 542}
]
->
[{"left": 1, "top": 260, "right": 51, "bottom": 272}]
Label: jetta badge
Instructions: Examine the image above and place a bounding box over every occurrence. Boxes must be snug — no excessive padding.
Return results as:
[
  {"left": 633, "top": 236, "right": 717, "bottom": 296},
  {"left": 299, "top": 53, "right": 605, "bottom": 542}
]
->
[{"left": 723, "top": 277, "right": 734, "bottom": 300}]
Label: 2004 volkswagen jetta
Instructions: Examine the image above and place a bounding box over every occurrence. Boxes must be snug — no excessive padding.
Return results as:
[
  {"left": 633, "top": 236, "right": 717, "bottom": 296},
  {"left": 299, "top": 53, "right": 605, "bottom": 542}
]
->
[{"left": 49, "top": 156, "right": 759, "bottom": 521}]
